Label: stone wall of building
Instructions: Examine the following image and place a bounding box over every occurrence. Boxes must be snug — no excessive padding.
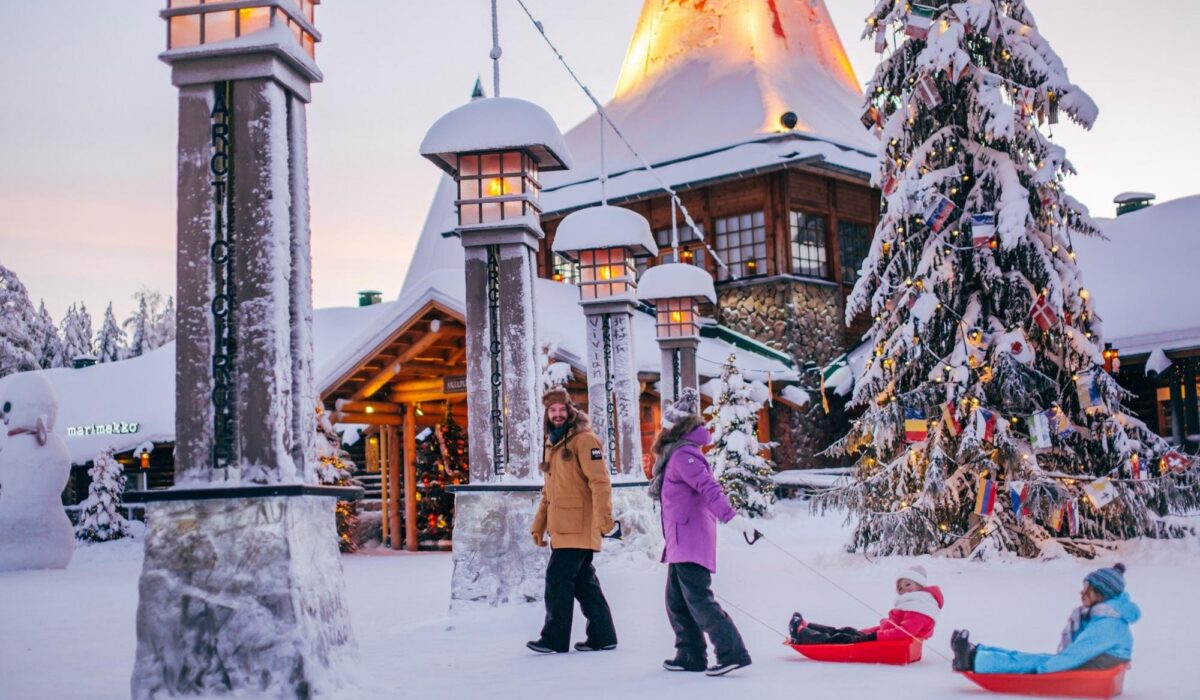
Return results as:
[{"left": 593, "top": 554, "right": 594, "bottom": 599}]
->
[{"left": 716, "top": 277, "right": 851, "bottom": 470}]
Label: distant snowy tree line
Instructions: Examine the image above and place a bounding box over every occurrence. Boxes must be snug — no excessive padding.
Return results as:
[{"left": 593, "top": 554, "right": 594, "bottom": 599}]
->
[{"left": 0, "top": 264, "right": 175, "bottom": 377}]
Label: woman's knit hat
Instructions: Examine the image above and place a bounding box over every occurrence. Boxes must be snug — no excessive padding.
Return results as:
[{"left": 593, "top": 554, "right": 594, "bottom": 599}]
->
[
  {"left": 897, "top": 565, "right": 928, "bottom": 587},
  {"left": 1084, "top": 563, "right": 1126, "bottom": 600},
  {"left": 661, "top": 387, "right": 701, "bottom": 429}
]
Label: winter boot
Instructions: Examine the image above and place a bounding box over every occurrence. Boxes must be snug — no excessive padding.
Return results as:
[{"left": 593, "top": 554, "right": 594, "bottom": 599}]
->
[
  {"left": 663, "top": 654, "right": 706, "bottom": 672},
  {"left": 527, "top": 640, "right": 566, "bottom": 654},
  {"left": 951, "top": 630, "right": 976, "bottom": 672},
  {"left": 706, "top": 655, "right": 752, "bottom": 677},
  {"left": 574, "top": 641, "right": 617, "bottom": 652}
]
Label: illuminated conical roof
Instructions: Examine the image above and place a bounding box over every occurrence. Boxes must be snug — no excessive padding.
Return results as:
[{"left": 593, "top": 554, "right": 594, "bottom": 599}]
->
[{"left": 551, "top": 0, "right": 872, "bottom": 187}]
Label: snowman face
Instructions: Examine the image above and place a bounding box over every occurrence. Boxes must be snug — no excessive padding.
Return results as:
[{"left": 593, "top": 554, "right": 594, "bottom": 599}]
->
[
  {"left": 1, "top": 399, "right": 10, "bottom": 426},
  {"left": 0, "top": 373, "right": 59, "bottom": 431}
]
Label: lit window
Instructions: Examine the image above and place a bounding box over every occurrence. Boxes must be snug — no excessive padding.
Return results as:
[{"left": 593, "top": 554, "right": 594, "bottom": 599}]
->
[
  {"left": 714, "top": 212, "right": 766, "bottom": 281},
  {"left": 455, "top": 151, "right": 540, "bottom": 227},
  {"left": 551, "top": 254, "right": 579, "bottom": 284},
  {"left": 790, "top": 211, "right": 828, "bottom": 279}
]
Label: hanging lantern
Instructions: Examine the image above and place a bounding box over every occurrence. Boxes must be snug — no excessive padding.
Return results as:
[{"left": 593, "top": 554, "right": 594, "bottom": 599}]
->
[
  {"left": 637, "top": 263, "right": 717, "bottom": 340},
  {"left": 1103, "top": 343, "right": 1120, "bottom": 374},
  {"left": 551, "top": 205, "right": 657, "bottom": 302},
  {"left": 163, "top": 0, "right": 320, "bottom": 59}
]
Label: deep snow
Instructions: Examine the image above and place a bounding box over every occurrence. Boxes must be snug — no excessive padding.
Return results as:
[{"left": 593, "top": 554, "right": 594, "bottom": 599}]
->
[{"left": 2, "top": 501, "right": 1197, "bottom": 699}]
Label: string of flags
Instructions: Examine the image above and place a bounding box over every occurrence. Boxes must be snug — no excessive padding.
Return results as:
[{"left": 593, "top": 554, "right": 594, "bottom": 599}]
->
[{"left": 973, "top": 475, "right": 997, "bottom": 515}]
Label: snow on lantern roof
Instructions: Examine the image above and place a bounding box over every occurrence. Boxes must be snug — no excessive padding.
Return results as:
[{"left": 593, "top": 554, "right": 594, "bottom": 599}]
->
[
  {"left": 636, "top": 263, "right": 717, "bottom": 304},
  {"left": 1113, "top": 192, "right": 1156, "bottom": 204},
  {"left": 420, "top": 97, "right": 574, "bottom": 175},
  {"left": 551, "top": 205, "right": 658, "bottom": 258}
]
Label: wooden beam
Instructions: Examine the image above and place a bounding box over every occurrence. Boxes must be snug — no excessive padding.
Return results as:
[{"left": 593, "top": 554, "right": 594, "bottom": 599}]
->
[
  {"left": 379, "top": 428, "right": 390, "bottom": 547},
  {"left": 351, "top": 329, "right": 449, "bottom": 400},
  {"left": 387, "top": 424, "right": 402, "bottom": 551},
  {"left": 330, "top": 412, "right": 403, "bottom": 426},
  {"left": 445, "top": 345, "right": 467, "bottom": 366},
  {"left": 333, "top": 399, "right": 401, "bottom": 415},
  {"left": 389, "top": 378, "right": 446, "bottom": 394},
  {"left": 404, "top": 404, "right": 417, "bottom": 552},
  {"left": 389, "top": 391, "right": 468, "bottom": 405}
]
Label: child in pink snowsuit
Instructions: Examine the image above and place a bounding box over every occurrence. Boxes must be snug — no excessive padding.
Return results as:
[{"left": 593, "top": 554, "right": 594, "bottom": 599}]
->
[{"left": 789, "top": 566, "right": 944, "bottom": 645}]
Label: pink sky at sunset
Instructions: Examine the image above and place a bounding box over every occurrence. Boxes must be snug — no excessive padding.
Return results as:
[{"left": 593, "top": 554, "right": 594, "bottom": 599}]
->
[{"left": 1, "top": 0, "right": 1196, "bottom": 324}]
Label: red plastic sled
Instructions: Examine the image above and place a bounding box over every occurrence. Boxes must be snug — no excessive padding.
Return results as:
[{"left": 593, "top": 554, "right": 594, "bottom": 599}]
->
[
  {"left": 788, "top": 637, "right": 923, "bottom": 665},
  {"left": 961, "top": 664, "right": 1129, "bottom": 698}
]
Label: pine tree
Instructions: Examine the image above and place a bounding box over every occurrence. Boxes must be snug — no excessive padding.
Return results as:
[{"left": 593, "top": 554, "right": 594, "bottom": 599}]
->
[
  {"left": 155, "top": 295, "right": 176, "bottom": 348},
  {"left": 60, "top": 302, "right": 94, "bottom": 366},
  {"left": 822, "top": 1, "right": 1198, "bottom": 557},
  {"left": 95, "top": 302, "right": 127, "bottom": 363},
  {"left": 76, "top": 448, "right": 131, "bottom": 542},
  {"left": 0, "top": 265, "right": 40, "bottom": 378},
  {"left": 125, "top": 292, "right": 152, "bottom": 358},
  {"left": 316, "top": 407, "right": 359, "bottom": 553},
  {"left": 35, "top": 301, "right": 65, "bottom": 369},
  {"left": 705, "top": 354, "right": 777, "bottom": 518},
  {"left": 413, "top": 413, "right": 468, "bottom": 547}
]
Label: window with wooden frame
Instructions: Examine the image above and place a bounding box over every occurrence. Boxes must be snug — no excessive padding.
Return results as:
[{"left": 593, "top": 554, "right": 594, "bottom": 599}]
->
[
  {"left": 550, "top": 253, "right": 579, "bottom": 284},
  {"left": 837, "top": 221, "right": 872, "bottom": 284},
  {"left": 714, "top": 212, "right": 766, "bottom": 281},
  {"left": 637, "top": 225, "right": 707, "bottom": 277},
  {"left": 789, "top": 210, "right": 829, "bottom": 279}
]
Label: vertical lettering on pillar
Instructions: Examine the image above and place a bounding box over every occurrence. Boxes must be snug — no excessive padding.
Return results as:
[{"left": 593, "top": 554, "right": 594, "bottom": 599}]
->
[
  {"left": 486, "top": 244, "right": 506, "bottom": 476},
  {"left": 601, "top": 316, "right": 619, "bottom": 475},
  {"left": 210, "top": 81, "right": 239, "bottom": 474},
  {"left": 672, "top": 349, "right": 681, "bottom": 399}
]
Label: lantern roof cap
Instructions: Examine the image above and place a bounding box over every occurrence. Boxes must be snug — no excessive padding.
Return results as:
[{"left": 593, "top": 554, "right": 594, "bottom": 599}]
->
[
  {"left": 420, "top": 97, "right": 574, "bottom": 176},
  {"left": 552, "top": 205, "right": 658, "bottom": 258},
  {"left": 636, "top": 263, "right": 716, "bottom": 304}
]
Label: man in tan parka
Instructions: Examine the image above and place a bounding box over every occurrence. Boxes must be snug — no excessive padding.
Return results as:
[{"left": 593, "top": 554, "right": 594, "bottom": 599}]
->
[{"left": 527, "top": 387, "right": 619, "bottom": 654}]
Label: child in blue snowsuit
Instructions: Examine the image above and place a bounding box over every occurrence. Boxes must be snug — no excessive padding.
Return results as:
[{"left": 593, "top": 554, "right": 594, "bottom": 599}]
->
[{"left": 951, "top": 563, "right": 1139, "bottom": 674}]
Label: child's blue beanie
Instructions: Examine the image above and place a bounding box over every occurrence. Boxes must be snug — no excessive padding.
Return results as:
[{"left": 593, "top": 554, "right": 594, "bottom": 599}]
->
[{"left": 1084, "top": 563, "right": 1126, "bottom": 600}]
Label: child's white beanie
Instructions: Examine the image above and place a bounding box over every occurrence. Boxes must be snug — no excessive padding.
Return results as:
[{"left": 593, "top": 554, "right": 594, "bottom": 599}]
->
[{"left": 897, "top": 564, "right": 928, "bottom": 587}]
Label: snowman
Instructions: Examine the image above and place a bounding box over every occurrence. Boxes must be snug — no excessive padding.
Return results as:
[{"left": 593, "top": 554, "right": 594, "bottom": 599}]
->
[{"left": 0, "top": 371, "right": 75, "bottom": 571}]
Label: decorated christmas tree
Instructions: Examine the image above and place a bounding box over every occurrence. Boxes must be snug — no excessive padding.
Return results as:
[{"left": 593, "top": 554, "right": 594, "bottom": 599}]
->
[
  {"left": 413, "top": 413, "right": 468, "bottom": 548},
  {"left": 76, "top": 447, "right": 131, "bottom": 542},
  {"left": 822, "top": 1, "right": 1199, "bottom": 557},
  {"left": 706, "top": 354, "right": 777, "bottom": 518},
  {"left": 316, "top": 407, "right": 359, "bottom": 553}
]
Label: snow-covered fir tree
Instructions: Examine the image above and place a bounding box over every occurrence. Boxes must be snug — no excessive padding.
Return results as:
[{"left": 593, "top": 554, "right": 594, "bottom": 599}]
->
[
  {"left": 35, "top": 301, "right": 65, "bottom": 369},
  {"left": 76, "top": 447, "right": 131, "bottom": 542},
  {"left": 706, "top": 354, "right": 777, "bottom": 518},
  {"left": 821, "top": 0, "right": 1198, "bottom": 557},
  {"left": 124, "top": 292, "right": 153, "bottom": 358},
  {"left": 60, "top": 302, "right": 94, "bottom": 366},
  {"left": 0, "top": 265, "right": 40, "bottom": 378},
  {"left": 155, "top": 294, "right": 176, "bottom": 348},
  {"left": 95, "top": 303, "right": 127, "bottom": 363},
  {"left": 123, "top": 289, "right": 175, "bottom": 358}
]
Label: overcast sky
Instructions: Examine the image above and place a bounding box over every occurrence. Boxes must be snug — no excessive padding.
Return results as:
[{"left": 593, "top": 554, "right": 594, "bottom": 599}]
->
[{"left": 1, "top": 0, "right": 1196, "bottom": 323}]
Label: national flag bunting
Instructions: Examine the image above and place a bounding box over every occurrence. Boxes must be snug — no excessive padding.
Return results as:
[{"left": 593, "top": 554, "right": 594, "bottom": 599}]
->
[
  {"left": 1075, "top": 371, "right": 1104, "bottom": 412},
  {"left": 914, "top": 75, "right": 941, "bottom": 108},
  {"left": 1163, "top": 450, "right": 1193, "bottom": 474},
  {"left": 1027, "top": 410, "right": 1052, "bottom": 449},
  {"left": 904, "top": 406, "right": 928, "bottom": 443},
  {"left": 881, "top": 163, "right": 900, "bottom": 196},
  {"left": 974, "top": 476, "right": 997, "bottom": 515},
  {"left": 1008, "top": 480, "right": 1030, "bottom": 517},
  {"left": 923, "top": 194, "right": 956, "bottom": 233},
  {"left": 1016, "top": 86, "right": 1037, "bottom": 118},
  {"left": 1084, "top": 477, "right": 1118, "bottom": 509},
  {"left": 875, "top": 28, "right": 887, "bottom": 54},
  {"left": 1129, "top": 453, "right": 1144, "bottom": 480},
  {"left": 943, "top": 402, "right": 962, "bottom": 436},
  {"left": 1030, "top": 295, "right": 1058, "bottom": 331},
  {"left": 975, "top": 408, "right": 998, "bottom": 442},
  {"left": 1047, "top": 405, "right": 1073, "bottom": 437},
  {"left": 905, "top": 4, "right": 937, "bottom": 39},
  {"left": 861, "top": 104, "right": 884, "bottom": 130},
  {"left": 970, "top": 212, "right": 996, "bottom": 248}
]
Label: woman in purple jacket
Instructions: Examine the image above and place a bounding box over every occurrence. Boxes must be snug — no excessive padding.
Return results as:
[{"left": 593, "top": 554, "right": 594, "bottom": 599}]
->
[{"left": 648, "top": 388, "right": 759, "bottom": 677}]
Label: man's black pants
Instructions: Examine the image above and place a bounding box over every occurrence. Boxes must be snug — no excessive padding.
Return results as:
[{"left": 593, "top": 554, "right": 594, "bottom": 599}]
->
[
  {"left": 665, "top": 562, "right": 750, "bottom": 665},
  {"left": 538, "top": 548, "right": 617, "bottom": 652}
]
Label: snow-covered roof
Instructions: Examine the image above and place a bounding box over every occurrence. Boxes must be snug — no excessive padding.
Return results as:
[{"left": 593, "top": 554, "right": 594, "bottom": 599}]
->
[
  {"left": 420, "top": 97, "right": 573, "bottom": 175},
  {"left": 551, "top": 205, "right": 658, "bottom": 258},
  {"left": 636, "top": 263, "right": 717, "bottom": 304},
  {"left": 1075, "top": 195, "right": 1200, "bottom": 357},
  {"left": 538, "top": 0, "right": 875, "bottom": 214},
  {"left": 1113, "top": 192, "right": 1156, "bottom": 204}
]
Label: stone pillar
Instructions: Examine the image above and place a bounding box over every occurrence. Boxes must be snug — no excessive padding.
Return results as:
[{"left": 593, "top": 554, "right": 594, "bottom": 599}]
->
[
  {"left": 583, "top": 304, "right": 643, "bottom": 478},
  {"left": 132, "top": 9, "right": 358, "bottom": 698},
  {"left": 659, "top": 337, "right": 699, "bottom": 412}
]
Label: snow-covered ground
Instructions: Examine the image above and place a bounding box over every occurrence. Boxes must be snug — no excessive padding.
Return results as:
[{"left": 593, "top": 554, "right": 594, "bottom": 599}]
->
[{"left": 2, "top": 501, "right": 1197, "bottom": 699}]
